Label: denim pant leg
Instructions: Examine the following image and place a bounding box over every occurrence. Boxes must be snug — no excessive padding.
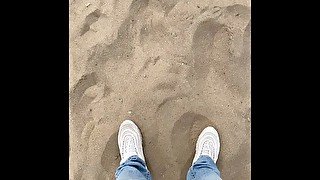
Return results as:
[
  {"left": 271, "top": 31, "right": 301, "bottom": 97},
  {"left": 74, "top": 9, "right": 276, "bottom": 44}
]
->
[
  {"left": 115, "top": 155, "right": 152, "bottom": 180},
  {"left": 187, "top": 155, "right": 221, "bottom": 180}
]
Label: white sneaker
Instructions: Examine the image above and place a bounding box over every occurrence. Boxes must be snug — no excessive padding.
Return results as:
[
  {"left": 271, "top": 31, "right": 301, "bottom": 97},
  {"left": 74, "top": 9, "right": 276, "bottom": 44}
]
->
[
  {"left": 192, "top": 126, "right": 220, "bottom": 164},
  {"left": 118, "top": 120, "right": 146, "bottom": 164}
]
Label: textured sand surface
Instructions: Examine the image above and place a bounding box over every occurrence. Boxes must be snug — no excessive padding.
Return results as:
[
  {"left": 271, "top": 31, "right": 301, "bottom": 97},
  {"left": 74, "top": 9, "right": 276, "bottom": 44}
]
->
[{"left": 69, "top": 0, "right": 251, "bottom": 179}]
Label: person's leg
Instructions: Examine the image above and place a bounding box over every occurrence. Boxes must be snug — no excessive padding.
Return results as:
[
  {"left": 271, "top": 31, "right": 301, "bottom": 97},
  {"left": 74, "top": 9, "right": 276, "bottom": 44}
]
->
[
  {"left": 187, "top": 155, "right": 221, "bottom": 180},
  {"left": 187, "top": 127, "right": 222, "bottom": 180},
  {"left": 115, "top": 120, "right": 152, "bottom": 180},
  {"left": 115, "top": 155, "right": 151, "bottom": 180}
]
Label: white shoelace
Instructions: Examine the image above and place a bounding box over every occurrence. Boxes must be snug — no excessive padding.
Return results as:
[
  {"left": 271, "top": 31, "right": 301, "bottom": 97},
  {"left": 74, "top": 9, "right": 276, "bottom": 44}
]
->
[
  {"left": 122, "top": 135, "right": 137, "bottom": 157},
  {"left": 200, "top": 140, "right": 215, "bottom": 159}
]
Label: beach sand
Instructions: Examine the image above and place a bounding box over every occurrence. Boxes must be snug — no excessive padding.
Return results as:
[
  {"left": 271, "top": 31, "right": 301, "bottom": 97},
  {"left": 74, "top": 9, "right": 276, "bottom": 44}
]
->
[{"left": 69, "top": 0, "right": 251, "bottom": 179}]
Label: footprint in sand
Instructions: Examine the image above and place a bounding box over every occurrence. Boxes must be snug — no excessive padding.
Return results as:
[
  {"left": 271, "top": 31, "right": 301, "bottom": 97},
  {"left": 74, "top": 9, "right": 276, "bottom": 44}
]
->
[
  {"left": 191, "top": 20, "right": 224, "bottom": 80},
  {"left": 70, "top": 72, "right": 97, "bottom": 112},
  {"left": 214, "top": 5, "right": 251, "bottom": 97},
  {"left": 171, "top": 112, "right": 213, "bottom": 180},
  {"left": 80, "top": 9, "right": 101, "bottom": 36},
  {"left": 101, "top": 132, "right": 119, "bottom": 180},
  {"left": 185, "top": 4, "right": 251, "bottom": 97}
]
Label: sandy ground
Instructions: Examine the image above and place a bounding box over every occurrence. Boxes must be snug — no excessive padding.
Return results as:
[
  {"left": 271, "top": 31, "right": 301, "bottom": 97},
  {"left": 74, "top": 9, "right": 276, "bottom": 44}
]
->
[{"left": 69, "top": 0, "right": 251, "bottom": 179}]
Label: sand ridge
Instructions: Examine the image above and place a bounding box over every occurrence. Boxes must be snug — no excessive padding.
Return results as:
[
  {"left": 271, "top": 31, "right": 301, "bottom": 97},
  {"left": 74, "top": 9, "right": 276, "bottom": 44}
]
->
[{"left": 69, "top": 0, "right": 251, "bottom": 179}]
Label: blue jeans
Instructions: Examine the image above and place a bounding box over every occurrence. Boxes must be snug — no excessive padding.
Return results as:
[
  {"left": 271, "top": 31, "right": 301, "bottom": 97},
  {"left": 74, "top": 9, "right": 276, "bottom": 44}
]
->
[{"left": 115, "top": 155, "right": 221, "bottom": 180}]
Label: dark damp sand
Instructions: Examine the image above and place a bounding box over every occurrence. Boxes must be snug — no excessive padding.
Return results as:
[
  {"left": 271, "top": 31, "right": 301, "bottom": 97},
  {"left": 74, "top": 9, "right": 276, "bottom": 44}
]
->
[{"left": 69, "top": 0, "right": 251, "bottom": 179}]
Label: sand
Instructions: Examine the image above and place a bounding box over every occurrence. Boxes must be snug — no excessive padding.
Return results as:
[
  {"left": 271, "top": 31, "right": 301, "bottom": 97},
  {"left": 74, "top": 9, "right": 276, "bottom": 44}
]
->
[{"left": 69, "top": 0, "right": 251, "bottom": 179}]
